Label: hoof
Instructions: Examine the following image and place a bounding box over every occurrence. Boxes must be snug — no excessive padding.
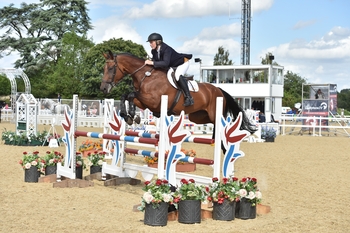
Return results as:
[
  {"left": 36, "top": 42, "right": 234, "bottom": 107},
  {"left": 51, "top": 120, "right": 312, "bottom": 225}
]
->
[
  {"left": 134, "top": 115, "right": 141, "bottom": 124},
  {"left": 126, "top": 116, "right": 133, "bottom": 125}
]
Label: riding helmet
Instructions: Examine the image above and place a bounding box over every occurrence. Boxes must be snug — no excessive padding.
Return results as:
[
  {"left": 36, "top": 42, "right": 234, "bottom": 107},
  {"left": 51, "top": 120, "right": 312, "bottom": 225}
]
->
[{"left": 147, "top": 33, "right": 163, "bottom": 42}]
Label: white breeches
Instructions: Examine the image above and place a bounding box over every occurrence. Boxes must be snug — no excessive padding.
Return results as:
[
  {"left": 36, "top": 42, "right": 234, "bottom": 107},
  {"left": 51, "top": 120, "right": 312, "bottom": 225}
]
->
[{"left": 175, "top": 61, "right": 189, "bottom": 81}]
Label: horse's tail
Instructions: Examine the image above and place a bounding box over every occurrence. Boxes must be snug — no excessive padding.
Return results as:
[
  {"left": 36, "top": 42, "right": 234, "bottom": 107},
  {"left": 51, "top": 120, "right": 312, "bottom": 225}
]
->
[{"left": 219, "top": 88, "right": 257, "bottom": 134}]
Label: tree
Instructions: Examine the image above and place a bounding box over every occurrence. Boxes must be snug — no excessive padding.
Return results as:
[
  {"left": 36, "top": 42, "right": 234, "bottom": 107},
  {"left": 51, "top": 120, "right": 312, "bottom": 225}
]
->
[
  {"left": 283, "top": 71, "right": 308, "bottom": 108},
  {"left": 0, "top": 0, "right": 92, "bottom": 73},
  {"left": 213, "top": 46, "right": 233, "bottom": 65},
  {"left": 0, "top": 75, "right": 11, "bottom": 96},
  {"left": 82, "top": 38, "right": 148, "bottom": 99},
  {"left": 337, "top": 89, "right": 350, "bottom": 112},
  {"left": 260, "top": 52, "right": 279, "bottom": 65}
]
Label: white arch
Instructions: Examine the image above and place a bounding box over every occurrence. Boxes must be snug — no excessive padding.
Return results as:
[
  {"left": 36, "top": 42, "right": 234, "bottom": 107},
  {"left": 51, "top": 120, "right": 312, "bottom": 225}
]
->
[{"left": 0, "top": 69, "right": 31, "bottom": 111}]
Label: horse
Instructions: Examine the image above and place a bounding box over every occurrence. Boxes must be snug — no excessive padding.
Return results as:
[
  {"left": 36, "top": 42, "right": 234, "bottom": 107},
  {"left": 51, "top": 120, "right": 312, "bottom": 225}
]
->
[
  {"left": 41, "top": 98, "right": 71, "bottom": 115},
  {"left": 100, "top": 51, "right": 256, "bottom": 144}
]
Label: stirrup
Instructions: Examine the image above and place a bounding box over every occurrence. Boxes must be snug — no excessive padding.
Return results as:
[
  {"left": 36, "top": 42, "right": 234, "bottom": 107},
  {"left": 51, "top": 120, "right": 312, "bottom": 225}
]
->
[{"left": 183, "top": 97, "right": 194, "bottom": 107}]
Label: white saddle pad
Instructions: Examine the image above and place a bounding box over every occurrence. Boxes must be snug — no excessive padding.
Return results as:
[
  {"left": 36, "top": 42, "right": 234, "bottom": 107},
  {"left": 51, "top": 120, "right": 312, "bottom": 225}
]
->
[{"left": 167, "top": 68, "right": 199, "bottom": 92}]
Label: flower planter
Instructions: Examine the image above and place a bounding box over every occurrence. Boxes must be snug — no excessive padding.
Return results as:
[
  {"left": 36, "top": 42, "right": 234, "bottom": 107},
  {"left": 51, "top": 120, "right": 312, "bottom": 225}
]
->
[
  {"left": 24, "top": 166, "right": 40, "bottom": 183},
  {"left": 238, "top": 197, "right": 256, "bottom": 220},
  {"left": 178, "top": 200, "right": 201, "bottom": 224},
  {"left": 76, "top": 166, "right": 83, "bottom": 179},
  {"left": 82, "top": 149, "right": 102, "bottom": 157},
  {"left": 212, "top": 199, "right": 235, "bottom": 221},
  {"left": 45, "top": 165, "right": 57, "bottom": 176},
  {"left": 144, "top": 202, "right": 168, "bottom": 226},
  {"left": 90, "top": 165, "right": 102, "bottom": 174},
  {"left": 265, "top": 137, "right": 275, "bottom": 142},
  {"left": 147, "top": 163, "right": 196, "bottom": 172}
]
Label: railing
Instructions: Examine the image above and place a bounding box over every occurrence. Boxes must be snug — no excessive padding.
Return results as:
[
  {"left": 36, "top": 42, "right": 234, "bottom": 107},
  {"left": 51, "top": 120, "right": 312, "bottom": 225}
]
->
[{"left": 280, "top": 115, "right": 350, "bottom": 137}]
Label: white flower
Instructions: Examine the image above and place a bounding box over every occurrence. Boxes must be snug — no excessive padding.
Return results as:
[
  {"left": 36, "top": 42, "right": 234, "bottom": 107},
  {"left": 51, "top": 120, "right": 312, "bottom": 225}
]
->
[
  {"left": 25, "top": 163, "right": 31, "bottom": 169},
  {"left": 49, "top": 159, "right": 55, "bottom": 164},
  {"left": 76, "top": 161, "right": 82, "bottom": 166},
  {"left": 97, "top": 160, "right": 103, "bottom": 166},
  {"left": 247, "top": 191, "right": 256, "bottom": 200},
  {"left": 31, "top": 160, "right": 38, "bottom": 166},
  {"left": 255, "top": 191, "right": 262, "bottom": 199},
  {"left": 143, "top": 192, "right": 154, "bottom": 204},
  {"left": 239, "top": 189, "right": 247, "bottom": 197},
  {"left": 162, "top": 193, "right": 173, "bottom": 203}
]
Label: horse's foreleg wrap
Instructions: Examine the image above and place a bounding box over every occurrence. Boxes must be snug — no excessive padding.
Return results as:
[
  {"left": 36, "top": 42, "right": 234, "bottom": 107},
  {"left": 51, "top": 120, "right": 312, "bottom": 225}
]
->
[
  {"left": 120, "top": 94, "right": 128, "bottom": 119},
  {"left": 127, "top": 92, "right": 136, "bottom": 118}
]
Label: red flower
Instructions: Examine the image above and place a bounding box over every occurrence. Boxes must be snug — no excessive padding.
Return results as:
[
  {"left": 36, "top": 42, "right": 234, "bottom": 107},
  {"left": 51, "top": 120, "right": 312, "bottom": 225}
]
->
[
  {"left": 212, "top": 177, "right": 219, "bottom": 182},
  {"left": 189, "top": 179, "right": 195, "bottom": 183},
  {"left": 181, "top": 179, "right": 189, "bottom": 185},
  {"left": 232, "top": 177, "right": 238, "bottom": 181},
  {"left": 162, "top": 179, "right": 168, "bottom": 184},
  {"left": 223, "top": 177, "right": 228, "bottom": 184},
  {"left": 23, "top": 152, "right": 27, "bottom": 155},
  {"left": 155, "top": 179, "right": 162, "bottom": 186},
  {"left": 144, "top": 181, "right": 150, "bottom": 186}
]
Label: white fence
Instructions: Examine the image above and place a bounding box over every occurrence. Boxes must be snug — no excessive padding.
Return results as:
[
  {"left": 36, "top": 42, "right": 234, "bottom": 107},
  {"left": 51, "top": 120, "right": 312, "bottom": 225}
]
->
[{"left": 280, "top": 115, "right": 350, "bottom": 137}]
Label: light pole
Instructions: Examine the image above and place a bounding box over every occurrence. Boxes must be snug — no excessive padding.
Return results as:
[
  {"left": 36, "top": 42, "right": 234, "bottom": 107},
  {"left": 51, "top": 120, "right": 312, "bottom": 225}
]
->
[{"left": 194, "top": 58, "right": 202, "bottom": 82}]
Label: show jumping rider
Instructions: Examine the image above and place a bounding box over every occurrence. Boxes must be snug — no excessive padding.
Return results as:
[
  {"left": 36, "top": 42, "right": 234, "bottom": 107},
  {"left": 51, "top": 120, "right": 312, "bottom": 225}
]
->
[{"left": 144, "top": 32, "right": 194, "bottom": 107}]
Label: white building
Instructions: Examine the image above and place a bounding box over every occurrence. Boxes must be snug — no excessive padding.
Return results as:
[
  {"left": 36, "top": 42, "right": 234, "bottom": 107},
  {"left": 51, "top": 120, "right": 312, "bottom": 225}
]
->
[{"left": 200, "top": 64, "right": 284, "bottom": 121}]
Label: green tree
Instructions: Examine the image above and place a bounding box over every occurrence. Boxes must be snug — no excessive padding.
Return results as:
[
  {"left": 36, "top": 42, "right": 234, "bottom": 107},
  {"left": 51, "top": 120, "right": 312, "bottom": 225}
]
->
[
  {"left": 213, "top": 46, "right": 233, "bottom": 65},
  {"left": 337, "top": 89, "right": 350, "bottom": 112},
  {"left": 83, "top": 38, "right": 148, "bottom": 99},
  {"left": 0, "top": 0, "right": 92, "bottom": 73},
  {"left": 260, "top": 52, "right": 279, "bottom": 65},
  {"left": 0, "top": 74, "right": 11, "bottom": 96},
  {"left": 43, "top": 32, "right": 94, "bottom": 99},
  {"left": 283, "top": 71, "right": 308, "bottom": 108}
]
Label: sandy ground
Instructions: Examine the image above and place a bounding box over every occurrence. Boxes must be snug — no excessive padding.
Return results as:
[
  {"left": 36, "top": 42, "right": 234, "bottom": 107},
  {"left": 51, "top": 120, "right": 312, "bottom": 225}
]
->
[{"left": 0, "top": 122, "right": 350, "bottom": 233}]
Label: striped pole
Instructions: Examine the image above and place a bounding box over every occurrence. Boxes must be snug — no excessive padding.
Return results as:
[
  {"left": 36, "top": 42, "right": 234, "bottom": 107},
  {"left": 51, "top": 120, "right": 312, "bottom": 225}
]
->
[
  {"left": 124, "top": 148, "right": 214, "bottom": 165},
  {"left": 125, "top": 130, "right": 159, "bottom": 139},
  {"left": 75, "top": 130, "right": 158, "bottom": 145},
  {"left": 125, "top": 131, "right": 214, "bottom": 145}
]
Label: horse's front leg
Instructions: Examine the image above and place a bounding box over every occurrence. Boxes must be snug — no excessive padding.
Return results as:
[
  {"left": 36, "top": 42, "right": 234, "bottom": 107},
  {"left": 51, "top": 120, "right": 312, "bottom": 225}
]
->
[
  {"left": 119, "top": 94, "right": 128, "bottom": 120},
  {"left": 127, "top": 92, "right": 141, "bottom": 124}
]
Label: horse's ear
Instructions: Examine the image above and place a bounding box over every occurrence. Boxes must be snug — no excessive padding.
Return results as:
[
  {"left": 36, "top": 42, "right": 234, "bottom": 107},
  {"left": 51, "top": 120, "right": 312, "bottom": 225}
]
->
[
  {"left": 103, "top": 52, "right": 109, "bottom": 59},
  {"left": 108, "top": 50, "right": 114, "bottom": 59}
]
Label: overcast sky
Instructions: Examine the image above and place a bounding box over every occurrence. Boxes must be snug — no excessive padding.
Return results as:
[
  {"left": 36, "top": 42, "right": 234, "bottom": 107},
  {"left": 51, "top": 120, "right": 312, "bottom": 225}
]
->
[{"left": 1, "top": 0, "right": 349, "bottom": 91}]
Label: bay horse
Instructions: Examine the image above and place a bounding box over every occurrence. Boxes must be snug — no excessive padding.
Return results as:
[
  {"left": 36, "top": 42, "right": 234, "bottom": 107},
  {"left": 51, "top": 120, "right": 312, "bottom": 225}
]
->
[{"left": 100, "top": 51, "right": 256, "bottom": 139}]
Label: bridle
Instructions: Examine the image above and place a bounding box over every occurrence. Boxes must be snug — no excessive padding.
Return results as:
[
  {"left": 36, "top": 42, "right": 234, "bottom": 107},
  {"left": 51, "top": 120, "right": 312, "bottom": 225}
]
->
[{"left": 103, "top": 55, "right": 147, "bottom": 88}]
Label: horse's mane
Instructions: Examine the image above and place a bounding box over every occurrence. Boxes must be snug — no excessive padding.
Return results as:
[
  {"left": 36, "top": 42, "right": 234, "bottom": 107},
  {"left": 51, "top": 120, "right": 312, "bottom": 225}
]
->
[{"left": 114, "top": 52, "right": 145, "bottom": 61}]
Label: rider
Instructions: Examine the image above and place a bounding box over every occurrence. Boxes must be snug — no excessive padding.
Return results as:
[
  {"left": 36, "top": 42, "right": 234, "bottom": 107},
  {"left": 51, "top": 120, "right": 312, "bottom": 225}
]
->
[{"left": 144, "top": 32, "right": 194, "bottom": 107}]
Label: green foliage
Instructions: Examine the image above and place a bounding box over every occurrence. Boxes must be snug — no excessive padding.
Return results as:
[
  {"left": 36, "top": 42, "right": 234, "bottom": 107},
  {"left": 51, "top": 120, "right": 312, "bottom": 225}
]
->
[
  {"left": 338, "top": 89, "right": 350, "bottom": 112},
  {"left": 213, "top": 46, "right": 233, "bottom": 65},
  {"left": 82, "top": 38, "right": 148, "bottom": 99},
  {"left": 283, "top": 71, "right": 307, "bottom": 108},
  {"left": 139, "top": 179, "right": 174, "bottom": 211},
  {"left": 173, "top": 178, "right": 207, "bottom": 202},
  {"left": 260, "top": 52, "right": 279, "bottom": 65},
  {"left": 0, "top": 0, "right": 92, "bottom": 72},
  {"left": 0, "top": 75, "right": 11, "bottom": 95}
]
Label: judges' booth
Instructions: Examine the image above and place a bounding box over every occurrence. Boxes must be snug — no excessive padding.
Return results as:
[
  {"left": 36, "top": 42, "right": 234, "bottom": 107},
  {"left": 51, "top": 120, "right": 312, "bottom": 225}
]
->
[{"left": 301, "top": 84, "right": 337, "bottom": 133}]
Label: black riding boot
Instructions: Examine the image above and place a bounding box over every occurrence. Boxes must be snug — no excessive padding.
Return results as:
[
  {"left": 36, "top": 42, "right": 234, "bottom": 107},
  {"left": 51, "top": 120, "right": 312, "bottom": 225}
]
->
[{"left": 178, "top": 76, "right": 194, "bottom": 107}]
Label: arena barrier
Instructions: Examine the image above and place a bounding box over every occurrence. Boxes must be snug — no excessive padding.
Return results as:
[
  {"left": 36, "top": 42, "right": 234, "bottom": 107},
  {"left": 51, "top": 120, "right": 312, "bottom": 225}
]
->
[{"left": 57, "top": 95, "right": 250, "bottom": 186}]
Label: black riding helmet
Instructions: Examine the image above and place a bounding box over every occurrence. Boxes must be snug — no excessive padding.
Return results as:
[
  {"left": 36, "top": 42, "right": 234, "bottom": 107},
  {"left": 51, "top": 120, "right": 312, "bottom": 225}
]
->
[{"left": 147, "top": 33, "right": 163, "bottom": 42}]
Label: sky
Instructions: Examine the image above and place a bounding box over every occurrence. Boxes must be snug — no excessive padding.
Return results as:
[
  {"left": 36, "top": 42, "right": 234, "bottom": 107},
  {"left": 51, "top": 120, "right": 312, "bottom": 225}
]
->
[{"left": 1, "top": 0, "right": 350, "bottom": 91}]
